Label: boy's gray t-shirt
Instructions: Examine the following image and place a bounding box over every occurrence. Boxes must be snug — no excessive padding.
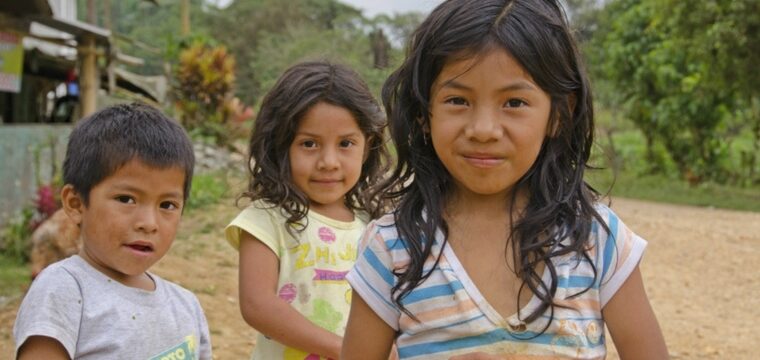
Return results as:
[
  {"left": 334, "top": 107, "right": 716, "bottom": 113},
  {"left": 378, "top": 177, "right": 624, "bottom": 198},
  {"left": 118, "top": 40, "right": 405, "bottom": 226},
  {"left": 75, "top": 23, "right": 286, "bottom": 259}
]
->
[{"left": 13, "top": 255, "right": 212, "bottom": 359}]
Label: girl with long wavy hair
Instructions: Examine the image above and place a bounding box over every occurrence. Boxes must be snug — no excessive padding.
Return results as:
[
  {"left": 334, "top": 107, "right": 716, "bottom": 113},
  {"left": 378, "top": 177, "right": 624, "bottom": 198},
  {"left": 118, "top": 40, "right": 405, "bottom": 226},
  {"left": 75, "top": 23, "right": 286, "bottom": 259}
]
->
[{"left": 342, "top": 1, "right": 667, "bottom": 359}]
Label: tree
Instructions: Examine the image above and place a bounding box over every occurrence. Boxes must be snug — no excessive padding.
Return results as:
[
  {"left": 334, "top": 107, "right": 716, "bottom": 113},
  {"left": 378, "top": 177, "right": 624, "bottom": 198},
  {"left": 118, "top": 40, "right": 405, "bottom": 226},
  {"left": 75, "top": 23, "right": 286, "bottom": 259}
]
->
[
  {"left": 203, "top": 0, "right": 364, "bottom": 103},
  {"left": 593, "top": 0, "right": 759, "bottom": 183}
]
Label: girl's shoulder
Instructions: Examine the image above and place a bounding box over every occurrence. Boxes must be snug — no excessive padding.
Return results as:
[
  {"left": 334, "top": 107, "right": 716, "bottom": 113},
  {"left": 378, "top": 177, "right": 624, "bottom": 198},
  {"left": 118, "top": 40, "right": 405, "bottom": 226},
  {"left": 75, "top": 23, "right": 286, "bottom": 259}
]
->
[
  {"left": 364, "top": 212, "right": 399, "bottom": 237},
  {"left": 225, "top": 200, "right": 291, "bottom": 250},
  {"left": 590, "top": 202, "right": 625, "bottom": 233},
  {"left": 355, "top": 212, "right": 394, "bottom": 240},
  {"left": 584, "top": 202, "right": 646, "bottom": 259},
  {"left": 373, "top": 212, "right": 397, "bottom": 227},
  {"left": 591, "top": 201, "right": 614, "bottom": 218},
  {"left": 236, "top": 199, "right": 288, "bottom": 222}
]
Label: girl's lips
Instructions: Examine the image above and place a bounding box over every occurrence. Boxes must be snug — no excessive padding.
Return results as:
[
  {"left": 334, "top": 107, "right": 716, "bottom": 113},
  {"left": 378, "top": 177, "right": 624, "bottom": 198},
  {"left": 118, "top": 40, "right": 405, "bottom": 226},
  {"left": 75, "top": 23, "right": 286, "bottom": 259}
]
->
[
  {"left": 311, "top": 179, "right": 342, "bottom": 184},
  {"left": 463, "top": 154, "right": 504, "bottom": 167}
]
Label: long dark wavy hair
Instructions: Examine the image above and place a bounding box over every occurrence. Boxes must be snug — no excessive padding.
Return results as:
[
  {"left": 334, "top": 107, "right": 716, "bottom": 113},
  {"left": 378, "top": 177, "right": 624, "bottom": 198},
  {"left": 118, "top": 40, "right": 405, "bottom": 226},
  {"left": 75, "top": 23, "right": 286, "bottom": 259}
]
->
[
  {"left": 241, "top": 60, "right": 390, "bottom": 231},
  {"left": 377, "top": 0, "right": 609, "bottom": 331}
]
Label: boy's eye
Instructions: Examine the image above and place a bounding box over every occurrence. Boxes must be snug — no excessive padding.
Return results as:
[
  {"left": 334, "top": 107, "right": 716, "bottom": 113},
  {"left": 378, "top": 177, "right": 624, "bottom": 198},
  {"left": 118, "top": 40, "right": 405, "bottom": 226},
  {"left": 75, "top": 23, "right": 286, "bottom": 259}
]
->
[
  {"left": 115, "top": 195, "right": 135, "bottom": 204},
  {"left": 160, "top": 201, "right": 180, "bottom": 210},
  {"left": 445, "top": 97, "right": 468, "bottom": 106},
  {"left": 505, "top": 99, "right": 527, "bottom": 108}
]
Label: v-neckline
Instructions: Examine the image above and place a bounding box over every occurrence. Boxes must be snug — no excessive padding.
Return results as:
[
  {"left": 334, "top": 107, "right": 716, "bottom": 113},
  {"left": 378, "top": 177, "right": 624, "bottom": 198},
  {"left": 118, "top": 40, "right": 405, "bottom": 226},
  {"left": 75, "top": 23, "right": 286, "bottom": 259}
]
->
[{"left": 437, "top": 228, "right": 549, "bottom": 332}]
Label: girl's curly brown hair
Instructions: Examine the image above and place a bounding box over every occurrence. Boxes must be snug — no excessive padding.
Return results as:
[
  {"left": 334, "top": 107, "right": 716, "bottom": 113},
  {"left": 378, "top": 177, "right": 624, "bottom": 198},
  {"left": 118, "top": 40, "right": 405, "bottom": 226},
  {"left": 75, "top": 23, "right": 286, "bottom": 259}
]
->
[{"left": 240, "top": 60, "right": 390, "bottom": 232}]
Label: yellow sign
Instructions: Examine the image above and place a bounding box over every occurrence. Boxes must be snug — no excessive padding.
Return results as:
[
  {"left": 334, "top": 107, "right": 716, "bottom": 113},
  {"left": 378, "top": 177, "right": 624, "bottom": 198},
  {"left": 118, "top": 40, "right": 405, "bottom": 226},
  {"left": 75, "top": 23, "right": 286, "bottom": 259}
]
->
[{"left": 0, "top": 31, "right": 23, "bottom": 93}]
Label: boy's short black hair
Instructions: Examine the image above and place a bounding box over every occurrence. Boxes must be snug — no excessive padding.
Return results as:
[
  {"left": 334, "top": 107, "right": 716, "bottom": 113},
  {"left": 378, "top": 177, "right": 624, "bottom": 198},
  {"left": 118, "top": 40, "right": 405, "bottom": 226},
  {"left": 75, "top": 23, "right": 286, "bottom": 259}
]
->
[{"left": 63, "top": 103, "right": 195, "bottom": 204}]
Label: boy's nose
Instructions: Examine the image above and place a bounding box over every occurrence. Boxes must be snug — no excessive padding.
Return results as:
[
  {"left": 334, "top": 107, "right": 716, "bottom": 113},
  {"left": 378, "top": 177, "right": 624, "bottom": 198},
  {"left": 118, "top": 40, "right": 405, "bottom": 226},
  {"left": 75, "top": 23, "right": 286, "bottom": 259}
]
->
[{"left": 135, "top": 207, "right": 159, "bottom": 233}]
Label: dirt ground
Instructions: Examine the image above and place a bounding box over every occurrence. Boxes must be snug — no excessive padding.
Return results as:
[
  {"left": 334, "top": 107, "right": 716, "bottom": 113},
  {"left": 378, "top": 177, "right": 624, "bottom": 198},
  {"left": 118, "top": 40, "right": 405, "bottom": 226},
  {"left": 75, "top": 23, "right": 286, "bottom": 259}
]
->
[{"left": 1, "top": 197, "right": 759, "bottom": 359}]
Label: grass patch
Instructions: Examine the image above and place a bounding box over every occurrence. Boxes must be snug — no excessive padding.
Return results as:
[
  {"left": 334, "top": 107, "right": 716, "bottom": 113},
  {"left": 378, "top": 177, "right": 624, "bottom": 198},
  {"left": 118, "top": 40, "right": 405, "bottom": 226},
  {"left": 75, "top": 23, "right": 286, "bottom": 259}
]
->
[
  {"left": 186, "top": 171, "right": 232, "bottom": 211},
  {"left": 0, "top": 255, "right": 30, "bottom": 301},
  {"left": 586, "top": 170, "right": 760, "bottom": 212}
]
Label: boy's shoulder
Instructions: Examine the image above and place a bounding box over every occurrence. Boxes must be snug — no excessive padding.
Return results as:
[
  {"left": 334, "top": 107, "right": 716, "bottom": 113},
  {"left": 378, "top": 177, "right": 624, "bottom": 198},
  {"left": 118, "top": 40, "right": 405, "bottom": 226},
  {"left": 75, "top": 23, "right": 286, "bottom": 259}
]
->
[
  {"left": 151, "top": 273, "right": 203, "bottom": 307},
  {"left": 31, "top": 255, "right": 88, "bottom": 290}
]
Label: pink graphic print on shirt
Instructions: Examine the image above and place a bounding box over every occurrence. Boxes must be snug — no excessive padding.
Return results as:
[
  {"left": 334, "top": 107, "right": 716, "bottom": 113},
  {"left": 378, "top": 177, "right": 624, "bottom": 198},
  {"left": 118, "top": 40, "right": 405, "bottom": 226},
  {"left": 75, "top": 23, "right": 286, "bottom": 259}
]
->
[
  {"left": 318, "top": 227, "right": 336, "bottom": 244},
  {"left": 278, "top": 283, "right": 297, "bottom": 303}
]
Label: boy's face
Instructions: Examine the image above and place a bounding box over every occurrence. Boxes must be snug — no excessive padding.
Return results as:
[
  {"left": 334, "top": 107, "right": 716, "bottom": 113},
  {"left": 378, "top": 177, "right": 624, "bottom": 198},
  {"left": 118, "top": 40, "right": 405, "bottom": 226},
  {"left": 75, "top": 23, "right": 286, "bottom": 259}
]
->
[{"left": 62, "top": 158, "right": 186, "bottom": 288}]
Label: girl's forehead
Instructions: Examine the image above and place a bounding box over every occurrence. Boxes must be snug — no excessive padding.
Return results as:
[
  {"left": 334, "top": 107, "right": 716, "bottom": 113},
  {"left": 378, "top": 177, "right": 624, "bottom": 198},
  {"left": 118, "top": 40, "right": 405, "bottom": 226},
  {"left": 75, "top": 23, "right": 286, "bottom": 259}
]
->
[
  {"left": 295, "top": 102, "right": 363, "bottom": 136},
  {"left": 434, "top": 48, "right": 533, "bottom": 87}
]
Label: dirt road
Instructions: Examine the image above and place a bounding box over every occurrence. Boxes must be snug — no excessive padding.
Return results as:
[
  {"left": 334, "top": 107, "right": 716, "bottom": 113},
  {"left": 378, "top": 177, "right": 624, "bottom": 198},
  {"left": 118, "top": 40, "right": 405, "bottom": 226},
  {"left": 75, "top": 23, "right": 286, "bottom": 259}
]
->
[{"left": 2, "top": 197, "right": 758, "bottom": 359}]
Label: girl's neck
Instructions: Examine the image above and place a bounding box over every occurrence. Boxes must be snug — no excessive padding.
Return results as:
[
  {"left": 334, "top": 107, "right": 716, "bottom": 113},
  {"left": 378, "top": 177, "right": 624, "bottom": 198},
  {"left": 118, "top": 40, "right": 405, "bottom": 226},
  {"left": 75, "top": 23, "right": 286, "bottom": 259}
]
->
[
  {"left": 445, "top": 186, "right": 527, "bottom": 219},
  {"left": 309, "top": 201, "right": 355, "bottom": 222}
]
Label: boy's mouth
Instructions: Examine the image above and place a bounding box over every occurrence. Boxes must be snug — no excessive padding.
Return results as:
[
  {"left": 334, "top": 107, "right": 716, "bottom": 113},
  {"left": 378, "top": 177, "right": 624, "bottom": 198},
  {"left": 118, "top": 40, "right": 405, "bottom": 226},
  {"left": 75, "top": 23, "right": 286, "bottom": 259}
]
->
[{"left": 125, "top": 242, "right": 154, "bottom": 252}]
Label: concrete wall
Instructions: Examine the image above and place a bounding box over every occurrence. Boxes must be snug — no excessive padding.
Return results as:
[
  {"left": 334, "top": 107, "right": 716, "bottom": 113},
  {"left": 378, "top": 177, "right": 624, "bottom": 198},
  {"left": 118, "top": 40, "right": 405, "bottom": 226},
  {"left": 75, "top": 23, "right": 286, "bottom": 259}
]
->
[{"left": 0, "top": 124, "right": 71, "bottom": 228}]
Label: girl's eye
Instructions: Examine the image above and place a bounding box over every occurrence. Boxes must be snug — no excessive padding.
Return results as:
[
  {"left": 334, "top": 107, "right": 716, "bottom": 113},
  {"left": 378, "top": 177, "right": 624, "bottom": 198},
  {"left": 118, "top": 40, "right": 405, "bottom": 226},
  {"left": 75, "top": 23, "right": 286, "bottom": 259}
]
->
[
  {"left": 505, "top": 99, "right": 527, "bottom": 108},
  {"left": 301, "top": 140, "right": 317, "bottom": 148},
  {"left": 339, "top": 139, "right": 354, "bottom": 148},
  {"left": 115, "top": 195, "right": 135, "bottom": 204},
  {"left": 444, "top": 97, "right": 468, "bottom": 106},
  {"left": 160, "top": 201, "right": 180, "bottom": 210}
]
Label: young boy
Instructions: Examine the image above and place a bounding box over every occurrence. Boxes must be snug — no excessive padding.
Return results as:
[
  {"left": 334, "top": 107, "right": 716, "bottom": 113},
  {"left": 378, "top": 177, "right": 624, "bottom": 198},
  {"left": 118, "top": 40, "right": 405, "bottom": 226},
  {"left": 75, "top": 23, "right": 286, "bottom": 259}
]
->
[{"left": 13, "top": 103, "right": 212, "bottom": 359}]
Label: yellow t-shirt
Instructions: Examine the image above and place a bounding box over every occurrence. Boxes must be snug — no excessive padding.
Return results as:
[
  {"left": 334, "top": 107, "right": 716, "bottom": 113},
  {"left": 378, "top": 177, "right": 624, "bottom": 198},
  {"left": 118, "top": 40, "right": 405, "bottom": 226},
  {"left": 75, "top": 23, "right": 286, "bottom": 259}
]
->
[{"left": 225, "top": 200, "right": 367, "bottom": 360}]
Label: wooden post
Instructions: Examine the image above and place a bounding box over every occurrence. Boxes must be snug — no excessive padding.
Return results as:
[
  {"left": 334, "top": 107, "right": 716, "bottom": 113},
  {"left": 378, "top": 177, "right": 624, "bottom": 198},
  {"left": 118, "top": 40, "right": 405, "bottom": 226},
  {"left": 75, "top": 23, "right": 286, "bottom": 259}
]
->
[
  {"left": 103, "top": 0, "right": 112, "bottom": 30},
  {"left": 181, "top": 0, "right": 190, "bottom": 36},
  {"left": 87, "top": 0, "right": 97, "bottom": 25},
  {"left": 80, "top": 35, "right": 98, "bottom": 117},
  {"left": 104, "top": 0, "right": 116, "bottom": 94}
]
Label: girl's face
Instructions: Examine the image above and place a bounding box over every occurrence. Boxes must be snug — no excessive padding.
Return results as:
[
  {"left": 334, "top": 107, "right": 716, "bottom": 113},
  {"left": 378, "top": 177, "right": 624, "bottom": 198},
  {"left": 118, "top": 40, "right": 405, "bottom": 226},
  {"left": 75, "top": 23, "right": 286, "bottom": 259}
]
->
[
  {"left": 428, "top": 48, "right": 552, "bottom": 202},
  {"left": 289, "top": 101, "right": 367, "bottom": 219}
]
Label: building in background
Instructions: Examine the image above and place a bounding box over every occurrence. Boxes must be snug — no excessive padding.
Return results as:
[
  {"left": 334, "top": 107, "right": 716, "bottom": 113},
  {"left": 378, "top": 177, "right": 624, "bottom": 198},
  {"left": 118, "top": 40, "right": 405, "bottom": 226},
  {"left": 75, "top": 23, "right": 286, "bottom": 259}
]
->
[{"left": 0, "top": 0, "right": 165, "bottom": 228}]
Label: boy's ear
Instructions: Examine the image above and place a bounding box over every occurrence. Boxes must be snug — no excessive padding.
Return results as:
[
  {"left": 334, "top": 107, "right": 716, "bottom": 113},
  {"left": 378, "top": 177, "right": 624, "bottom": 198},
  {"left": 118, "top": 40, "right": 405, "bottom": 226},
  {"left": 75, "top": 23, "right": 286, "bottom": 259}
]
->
[{"left": 61, "top": 184, "right": 84, "bottom": 225}]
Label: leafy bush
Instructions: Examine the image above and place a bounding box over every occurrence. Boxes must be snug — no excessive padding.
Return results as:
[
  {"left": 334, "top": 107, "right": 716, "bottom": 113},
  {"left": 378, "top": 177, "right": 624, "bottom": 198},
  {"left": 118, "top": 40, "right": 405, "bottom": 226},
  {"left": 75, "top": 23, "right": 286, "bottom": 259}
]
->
[
  {"left": 0, "top": 208, "right": 36, "bottom": 263},
  {"left": 185, "top": 172, "right": 229, "bottom": 211},
  {"left": 174, "top": 42, "right": 252, "bottom": 146},
  {"left": 0, "top": 184, "right": 61, "bottom": 263}
]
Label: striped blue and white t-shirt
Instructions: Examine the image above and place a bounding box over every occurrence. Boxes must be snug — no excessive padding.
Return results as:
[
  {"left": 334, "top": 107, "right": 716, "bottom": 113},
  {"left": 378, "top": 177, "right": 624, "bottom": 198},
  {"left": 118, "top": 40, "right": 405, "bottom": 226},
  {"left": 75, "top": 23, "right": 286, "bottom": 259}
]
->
[{"left": 346, "top": 204, "right": 646, "bottom": 359}]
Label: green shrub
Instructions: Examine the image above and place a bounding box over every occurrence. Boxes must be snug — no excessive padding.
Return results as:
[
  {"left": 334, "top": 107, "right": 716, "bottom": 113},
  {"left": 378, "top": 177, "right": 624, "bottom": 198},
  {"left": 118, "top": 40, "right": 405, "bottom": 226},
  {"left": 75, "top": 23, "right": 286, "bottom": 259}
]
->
[
  {"left": 186, "top": 172, "right": 229, "bottom": 211},
  {"left": 0, "top": 253, "right": 29, "bottom": 299},
  {"left": 0, "top": 208, "right": 35, "bottom": 263}
]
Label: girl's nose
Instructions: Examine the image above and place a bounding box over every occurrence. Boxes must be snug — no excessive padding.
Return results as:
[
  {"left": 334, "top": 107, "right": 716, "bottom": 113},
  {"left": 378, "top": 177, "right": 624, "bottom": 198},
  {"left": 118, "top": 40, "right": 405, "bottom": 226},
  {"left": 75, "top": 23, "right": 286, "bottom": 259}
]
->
[
  {"left": 317, "top": 147, "right": 340, "bottom": 170},
  {"left": 465, "top": 108, "right": 503, "bottom": 142}
]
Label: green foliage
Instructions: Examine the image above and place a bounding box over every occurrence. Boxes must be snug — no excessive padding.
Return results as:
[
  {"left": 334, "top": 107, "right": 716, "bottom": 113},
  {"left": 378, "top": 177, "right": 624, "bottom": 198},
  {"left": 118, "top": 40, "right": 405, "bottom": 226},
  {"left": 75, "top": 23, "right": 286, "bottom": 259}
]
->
[
  {"left": 203, "top": 0, "right": 366, "bottom": 103},
  {"left": 0, "top": 208, "right": 35, "bottom": 263},
  {"left": 587, "top": 0, "right": 760, "bottom": 185},
  {"left": 0, "top": 181, "right": 62, "bottom": 264},
  {"left": 203, "top": 0, "right": 419, "bottom": 104},
  {"left": 81, "top": 0, "right": 211, "bottom": 75},
  {"left": 250, "top": 25, "right": 395, "bottom": 103},
  {"left": 185, "top": 172, "right": 229, "bottom": 211},
  {"left": 589, "top": 107, "right": 760, "bottom": 211},
  {"left": 585, "top": 170, "right": 760, "bottom": 213},
  {"left": 0, "top": 253, "right": 29, "bottom": 299},
  {"left": 0, "top": 135, "right": 63, "bottom": 264},
  {"left": 95, "top": 0, "right": 418, "bottom": 142},
  {"left": 174, "top": 41, "right": 243, "bottom": 146}
]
